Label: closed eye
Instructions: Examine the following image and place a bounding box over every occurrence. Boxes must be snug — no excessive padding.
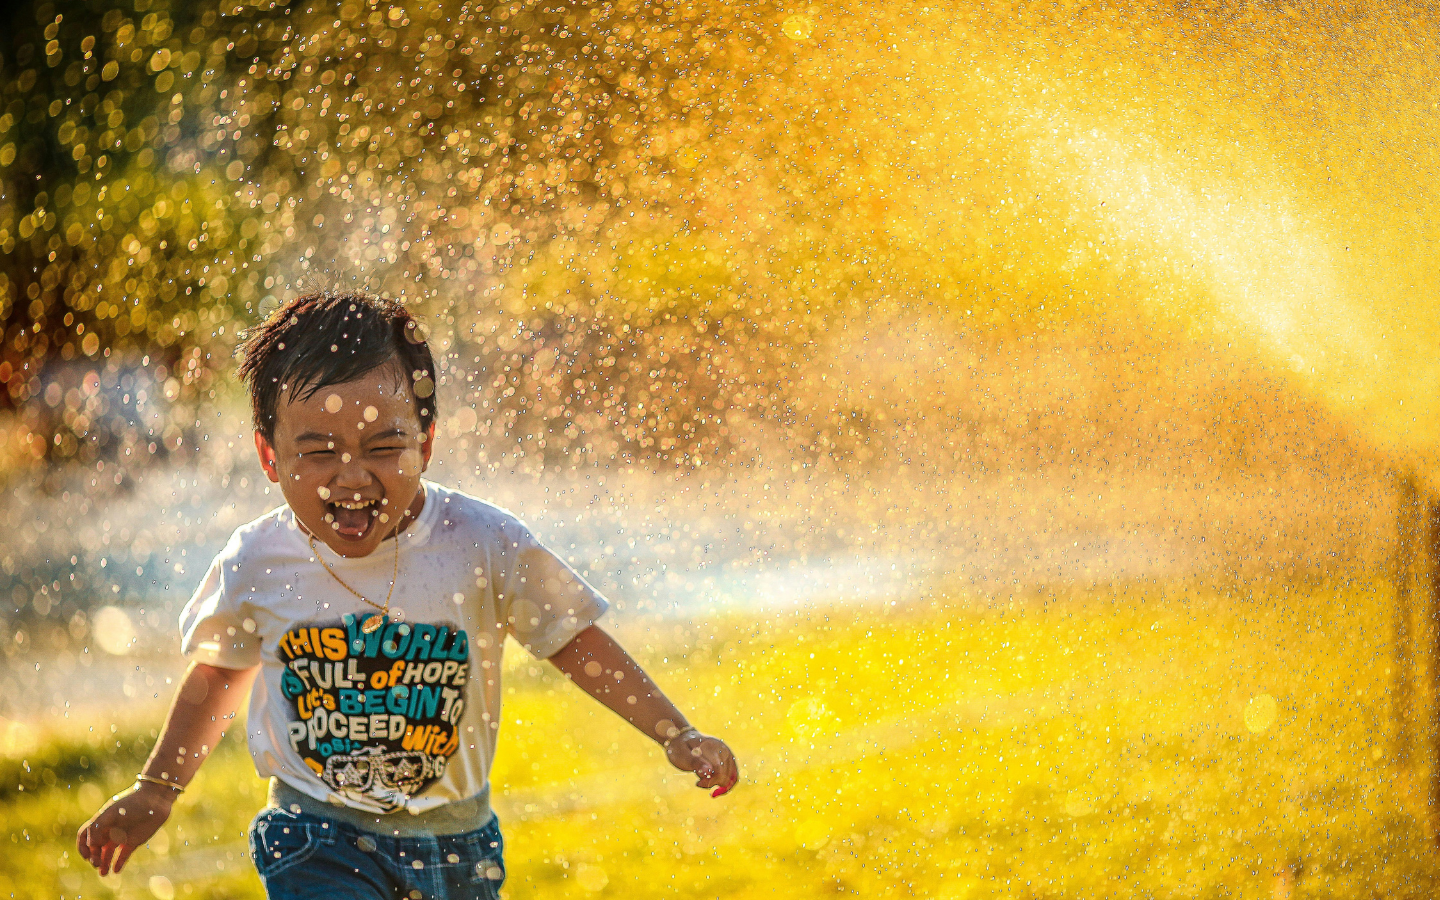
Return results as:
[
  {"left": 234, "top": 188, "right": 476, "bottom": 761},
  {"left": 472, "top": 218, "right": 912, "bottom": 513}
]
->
[{"left": 364, "top": 429, "right": 411, "bottom": 452}]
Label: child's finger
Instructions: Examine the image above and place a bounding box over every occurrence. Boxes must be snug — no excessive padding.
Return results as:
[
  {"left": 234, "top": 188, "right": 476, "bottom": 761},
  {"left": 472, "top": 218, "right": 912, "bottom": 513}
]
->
[
  {"left": 723, "top": 754, "right": 739, "bottom": 789},
  {"left": 711, "top": 760, "right": 736, "bottom": 796},
  {"left": 711, "top": 759, "right": 738, "bottom": 796},
  {"left": 700, "top": 746, "right": 728, "bottom": 785},
  {"left": 85, "top": 829, "right": 102, "bottom": 866},
  {"left": 98, "top": 842, "right": 117, "bottom": 877},
  {"left": 112, "top": 843, "right": 137, "bottom": 874},
  {"left": 707, "top": 745, "right": 732, "bottom": 773}
]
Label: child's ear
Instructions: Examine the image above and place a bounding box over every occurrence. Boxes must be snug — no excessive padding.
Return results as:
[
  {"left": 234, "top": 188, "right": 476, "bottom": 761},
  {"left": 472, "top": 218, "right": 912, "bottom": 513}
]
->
[
  {"left": 254, "top": 431, "right": 282, "bottom": 483},
  {"left": 420, "top": 422, "right": 435, "bottom": 471}
]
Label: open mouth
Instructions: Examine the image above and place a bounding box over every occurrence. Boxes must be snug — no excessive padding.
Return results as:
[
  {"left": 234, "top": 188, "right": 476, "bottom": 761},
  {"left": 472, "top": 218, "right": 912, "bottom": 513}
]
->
[{"left": 324, "top": 496, "right": 383, "bottom": 539}]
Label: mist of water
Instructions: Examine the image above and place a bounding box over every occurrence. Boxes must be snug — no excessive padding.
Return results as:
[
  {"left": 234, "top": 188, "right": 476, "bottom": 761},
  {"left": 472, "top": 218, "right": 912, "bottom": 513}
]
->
[{"left": 0, "top": 0, "right": 1428, "bottom": 749}]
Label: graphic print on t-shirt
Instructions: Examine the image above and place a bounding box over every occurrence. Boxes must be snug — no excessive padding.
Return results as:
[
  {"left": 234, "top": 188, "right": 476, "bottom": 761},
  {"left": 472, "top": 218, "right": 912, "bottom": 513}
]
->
[{"left": 278, "top": 613, "right": 469, "bottom": 811}]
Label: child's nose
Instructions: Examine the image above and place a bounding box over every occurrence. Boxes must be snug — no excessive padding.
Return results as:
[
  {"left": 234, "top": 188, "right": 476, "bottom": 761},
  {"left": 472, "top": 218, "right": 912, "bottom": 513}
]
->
[{"left": 334, "top": 456, "right": 373, "bottom": 488}]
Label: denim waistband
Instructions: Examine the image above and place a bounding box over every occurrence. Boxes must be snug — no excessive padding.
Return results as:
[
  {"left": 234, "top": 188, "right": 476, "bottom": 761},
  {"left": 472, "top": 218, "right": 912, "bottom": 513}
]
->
[{"left": 266, "top": 777, "right": 494, "bottom": 837}]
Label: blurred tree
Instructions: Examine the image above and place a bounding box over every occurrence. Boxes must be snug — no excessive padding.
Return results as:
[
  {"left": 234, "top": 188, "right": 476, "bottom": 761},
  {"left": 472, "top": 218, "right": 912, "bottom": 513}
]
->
[
  {"left": 0, "top": 0, "right": 817, "bottom": 472},
  {"left": 7, "top": 0, "right": 1400, "bottom": 476}
]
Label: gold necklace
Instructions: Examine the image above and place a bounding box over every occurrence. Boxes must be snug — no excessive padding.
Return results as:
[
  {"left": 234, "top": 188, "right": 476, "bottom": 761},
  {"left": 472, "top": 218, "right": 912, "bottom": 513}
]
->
[{"left": 307, "top": 531, "right": 399, "bottom": 634}]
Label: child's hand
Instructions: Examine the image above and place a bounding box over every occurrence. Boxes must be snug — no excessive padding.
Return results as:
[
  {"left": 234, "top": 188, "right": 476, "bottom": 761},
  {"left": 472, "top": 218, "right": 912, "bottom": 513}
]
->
[
  {"left": 665, "top": 729, "right": 740, "bottom": 797},
  {"left": 76, "top": 782, "right": 177, "bottom": 876}
]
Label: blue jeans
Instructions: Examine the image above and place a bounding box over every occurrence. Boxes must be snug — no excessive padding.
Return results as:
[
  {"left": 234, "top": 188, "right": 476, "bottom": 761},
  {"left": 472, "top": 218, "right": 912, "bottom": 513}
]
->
[{"left": 249, "top": 806, "right": 506, "bottom": 900}]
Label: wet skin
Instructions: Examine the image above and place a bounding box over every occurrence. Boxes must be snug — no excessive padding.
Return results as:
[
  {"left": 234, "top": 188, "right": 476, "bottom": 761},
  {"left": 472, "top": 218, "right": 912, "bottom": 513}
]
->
[
  {"left": 77, "top": 363, "right": 736, "bottom": 881},
  {"left": 254, "top": 363, "right": 434, "bottom": 558}
]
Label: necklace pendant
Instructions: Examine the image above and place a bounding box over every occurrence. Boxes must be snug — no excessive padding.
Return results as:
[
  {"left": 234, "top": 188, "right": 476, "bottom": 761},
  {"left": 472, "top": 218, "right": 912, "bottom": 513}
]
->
[{"left": 361, "top": 614, "right": 385, "bottom": 634}]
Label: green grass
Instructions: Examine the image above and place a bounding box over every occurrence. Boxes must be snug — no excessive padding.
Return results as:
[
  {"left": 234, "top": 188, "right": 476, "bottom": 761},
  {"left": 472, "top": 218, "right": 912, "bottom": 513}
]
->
[{"left": 3, "top": 579, "right": 1434, "bottom": 898}]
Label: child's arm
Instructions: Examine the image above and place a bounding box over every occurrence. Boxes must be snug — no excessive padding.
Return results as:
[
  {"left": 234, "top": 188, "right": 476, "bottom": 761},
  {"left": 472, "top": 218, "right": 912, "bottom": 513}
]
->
[
  {"left": 77, "top": 661, "right": 258, "bottom": 876},
  {"left": 548, "top": 624, "right": 739, "bottom": 796}
]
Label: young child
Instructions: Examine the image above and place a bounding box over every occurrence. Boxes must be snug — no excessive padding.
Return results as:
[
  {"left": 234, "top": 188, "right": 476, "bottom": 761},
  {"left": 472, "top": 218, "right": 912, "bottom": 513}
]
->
[{"left": 77, "top": 292, "right": 738, "bottom": 898}]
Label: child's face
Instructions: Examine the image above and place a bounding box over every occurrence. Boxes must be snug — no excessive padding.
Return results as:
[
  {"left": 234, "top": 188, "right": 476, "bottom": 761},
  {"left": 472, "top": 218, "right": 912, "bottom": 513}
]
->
[{"left": 254, "top": 363, "right": 433, "bottom": 558}]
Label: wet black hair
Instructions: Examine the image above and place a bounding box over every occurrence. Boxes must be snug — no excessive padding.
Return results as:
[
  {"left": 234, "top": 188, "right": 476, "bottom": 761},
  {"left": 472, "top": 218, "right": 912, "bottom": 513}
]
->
[{"left": 237, "top": 291, "right": 437, "bottom": 443}]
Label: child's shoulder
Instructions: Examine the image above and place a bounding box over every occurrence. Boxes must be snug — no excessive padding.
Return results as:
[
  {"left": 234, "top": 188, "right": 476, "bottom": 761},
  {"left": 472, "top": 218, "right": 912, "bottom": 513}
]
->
[
  {"left": 215, "top": 504, "right": 305, "bottom": 566},
  {"left": 422, "top": 481, "right": 534, "bottom": 540}
]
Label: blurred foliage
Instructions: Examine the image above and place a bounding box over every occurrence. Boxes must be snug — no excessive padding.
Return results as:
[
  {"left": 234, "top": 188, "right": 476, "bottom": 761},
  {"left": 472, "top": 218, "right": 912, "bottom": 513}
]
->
[
  {"left": 0, "top": 0, "right": 818, "bottom": 473},
  {"left": 0, "top": 717, "right": 265, "bottom": 899},
  {"left": 2, "top": 0, "right": 1435, "bottom": 477},
  {"left": 0, "top": 0, "right": 1255, "bottom": 476},
  {"left": 5, "top": 580, "right": 1440, "bottom": 897},
  {"left": 0, "top": 726, "right": 152, "bottom": 804}
]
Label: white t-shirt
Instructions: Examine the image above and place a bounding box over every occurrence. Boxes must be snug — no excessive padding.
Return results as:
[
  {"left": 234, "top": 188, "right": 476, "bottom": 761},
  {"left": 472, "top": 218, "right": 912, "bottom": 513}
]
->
[{"left": 180, "top": 481, "right": 607, "bottom": 817}]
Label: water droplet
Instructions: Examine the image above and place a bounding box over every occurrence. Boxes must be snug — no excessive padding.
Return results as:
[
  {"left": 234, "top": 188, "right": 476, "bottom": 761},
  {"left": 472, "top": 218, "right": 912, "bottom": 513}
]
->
[
  {"left": 1244, "top": 694, "right": 1277, "bottom": 733},
  {"left": 1063, "top": 790, "right": 1095, "bottom": 817},
  {"left": 576, "top": 864, "right": 607, "bottom": 891},
  {"left": 782, "top": 15, "right": 814, "bottom": 41},
  {"left": 92, "top": 607, "right": 136, "bottom": 656}
]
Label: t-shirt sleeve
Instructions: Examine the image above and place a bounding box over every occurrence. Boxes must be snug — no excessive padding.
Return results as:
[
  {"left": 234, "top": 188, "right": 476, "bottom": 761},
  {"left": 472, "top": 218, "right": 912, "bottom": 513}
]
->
[
  {"left": 497, "top": 520, "right": 609, "bottom": 659},
  {"left": 179, "top": 531, "right": 263, "bottom": 669}
]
